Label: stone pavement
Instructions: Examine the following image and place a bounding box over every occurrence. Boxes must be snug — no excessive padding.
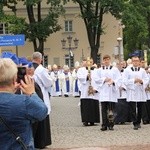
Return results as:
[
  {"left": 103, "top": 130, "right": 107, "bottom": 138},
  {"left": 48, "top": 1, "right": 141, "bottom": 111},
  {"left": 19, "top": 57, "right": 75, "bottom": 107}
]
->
[{"left": 44, "top": 96, "right": 150, "bottom": 150}]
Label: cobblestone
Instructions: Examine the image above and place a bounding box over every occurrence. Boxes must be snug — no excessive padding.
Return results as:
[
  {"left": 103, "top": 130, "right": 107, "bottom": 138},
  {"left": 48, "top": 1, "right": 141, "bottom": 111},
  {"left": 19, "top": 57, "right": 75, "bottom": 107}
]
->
[{"left": 45, "top": 96, "right": 150, "bottom": 150}]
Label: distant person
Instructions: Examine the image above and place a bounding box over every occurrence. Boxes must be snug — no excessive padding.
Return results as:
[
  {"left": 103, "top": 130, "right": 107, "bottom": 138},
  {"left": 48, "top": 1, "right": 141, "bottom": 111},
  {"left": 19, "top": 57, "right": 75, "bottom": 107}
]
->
[
  {"left": 51, "top": 64, "right": 62, "bottom": 97},
  {"left": 0, "top": 58, "right": 48, "bottom": 150},
  {"left": 72, "top": 61, "right": 80, "bottom": 97}
]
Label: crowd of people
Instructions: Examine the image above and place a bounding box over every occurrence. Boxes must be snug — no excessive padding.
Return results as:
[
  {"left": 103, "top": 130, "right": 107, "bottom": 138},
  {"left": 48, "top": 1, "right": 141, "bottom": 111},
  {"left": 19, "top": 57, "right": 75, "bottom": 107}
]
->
[
  {"left": 0, "top": 51, "right": 150, "bottom": 149},
  {"left": 47, "top": 54, "right": 150, "bottom": 132}
]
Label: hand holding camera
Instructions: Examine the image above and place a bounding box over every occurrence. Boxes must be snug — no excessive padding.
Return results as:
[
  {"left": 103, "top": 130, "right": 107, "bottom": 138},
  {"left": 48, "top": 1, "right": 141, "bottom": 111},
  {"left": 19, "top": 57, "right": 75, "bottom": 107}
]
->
[{"left": 19, "top": 75, "right": 35, "bottom": 96}]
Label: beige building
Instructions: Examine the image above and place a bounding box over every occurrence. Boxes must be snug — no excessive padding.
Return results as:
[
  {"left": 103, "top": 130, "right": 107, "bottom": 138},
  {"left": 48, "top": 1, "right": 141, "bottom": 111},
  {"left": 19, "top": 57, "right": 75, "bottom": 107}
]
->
[{"left": 1, "top": 1, "right": 123, "bottom": 67}]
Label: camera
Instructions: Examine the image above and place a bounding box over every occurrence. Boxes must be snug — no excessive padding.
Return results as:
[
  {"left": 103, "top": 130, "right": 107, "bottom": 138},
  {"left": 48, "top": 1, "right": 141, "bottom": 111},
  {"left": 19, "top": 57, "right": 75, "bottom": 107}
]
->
[{"left": 17, "top": 67, "right": 26, "bottom": 83}]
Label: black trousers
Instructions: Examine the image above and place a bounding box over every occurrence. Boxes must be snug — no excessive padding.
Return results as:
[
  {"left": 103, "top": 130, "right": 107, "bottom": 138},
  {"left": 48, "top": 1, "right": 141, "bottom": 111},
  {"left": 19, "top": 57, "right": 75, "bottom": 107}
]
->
[
  {"left": 142, "top": 102, "right": 149, "bottom": 122},
  {"left": 80, "top": 99, "right": 100, "bottom": 123},
  {"left": 101, "top": 102, "right": 115, "bottom": 127},
  {"left": 128, "top": 102, "right": 144, "bottom": 126},
  {"left": 115, "top": 98, "right": 131, "bottom": 123},
  {"left": 146, "top": 100, "right": 150, "bottom": 121}
]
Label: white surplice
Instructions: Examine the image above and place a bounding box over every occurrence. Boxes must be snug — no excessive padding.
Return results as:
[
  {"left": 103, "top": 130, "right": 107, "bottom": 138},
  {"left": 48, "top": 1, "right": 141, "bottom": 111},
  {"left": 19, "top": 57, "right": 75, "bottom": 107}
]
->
[
  {"left": 33, "top": 64, "right": 52, "bottom": 114},
  {"left": 50, "top": 71, "right": 62, "bottom": 96},
  {"left": 95, "top": 66, "right": 121, "bottom": 102},
  {"left": 123, "top": 67, "right": 149, "bottom": 102},
  {"left": 72, "top": 69, "right": 80, "bottom": 97},
  {"left": 146, "top": 73, "right": 150, "bottom": 100},
  {"left": 77, "top": 67, "right": 100, "bottom": 100}
]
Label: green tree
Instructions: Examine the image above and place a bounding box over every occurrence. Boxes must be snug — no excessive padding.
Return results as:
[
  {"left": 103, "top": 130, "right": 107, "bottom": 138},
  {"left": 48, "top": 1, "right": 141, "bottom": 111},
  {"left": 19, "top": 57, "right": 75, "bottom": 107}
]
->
[
  {"left": 122, "top": 0, "right": 150, "bottom": 61},
  {"left": 0, "top": 0, "right": 64, "bottom": 55},
  {"left": 0, "top": 1, "right": 27, "bottom": 34},
  {"left": 64, "top": 0, "right": 124, "bottom": 63}
]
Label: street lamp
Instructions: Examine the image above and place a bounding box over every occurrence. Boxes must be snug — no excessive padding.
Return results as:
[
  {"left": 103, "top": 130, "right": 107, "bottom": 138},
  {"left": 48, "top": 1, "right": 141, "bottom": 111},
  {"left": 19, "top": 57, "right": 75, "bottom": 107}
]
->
[
  {"left": 61, "top": 35, "right": 79, "bottom": 68},
  {"left": 117, "top": 37, "right": 122, "bottom": 68}
]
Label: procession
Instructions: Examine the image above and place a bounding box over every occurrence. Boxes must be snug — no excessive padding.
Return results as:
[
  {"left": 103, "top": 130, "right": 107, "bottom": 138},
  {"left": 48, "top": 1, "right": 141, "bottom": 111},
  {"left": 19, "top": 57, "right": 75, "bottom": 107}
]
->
[
  {"left": 48, "top": 53, "right": 150, "bottom": 131},
  {"left": 1, "top": 0, "right": 150, "bottom": 150},
  {"left": 1, "top": 51, "right": 150, "bottom": 149}
]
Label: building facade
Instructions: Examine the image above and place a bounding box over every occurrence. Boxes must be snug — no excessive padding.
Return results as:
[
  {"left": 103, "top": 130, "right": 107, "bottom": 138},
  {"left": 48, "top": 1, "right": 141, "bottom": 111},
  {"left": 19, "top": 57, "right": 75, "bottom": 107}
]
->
[{"left": 0, "top": 1, "right": 123, "bottom": 67}]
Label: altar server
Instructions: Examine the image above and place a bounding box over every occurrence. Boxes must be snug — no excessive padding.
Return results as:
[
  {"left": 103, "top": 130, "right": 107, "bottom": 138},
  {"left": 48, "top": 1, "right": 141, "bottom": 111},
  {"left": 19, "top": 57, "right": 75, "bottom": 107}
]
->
[
  {"left": 77, "top": 57, "right": 100, "bottom": 126},
  {"left": 123, "top": 55, "right": 149, "bottom": 130},
  {"left": 95, "top": 55, "right": 121, "bottom": 131},
  {"left": 115, "top": 61, "right": 131, "bottom": 124}
]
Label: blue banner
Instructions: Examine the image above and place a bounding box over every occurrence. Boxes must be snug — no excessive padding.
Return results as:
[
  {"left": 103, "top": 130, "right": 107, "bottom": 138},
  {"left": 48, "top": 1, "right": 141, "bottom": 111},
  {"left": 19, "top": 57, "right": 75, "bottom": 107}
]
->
[{"left": 0, "top": 34, "right": 25, "bottom": 46}]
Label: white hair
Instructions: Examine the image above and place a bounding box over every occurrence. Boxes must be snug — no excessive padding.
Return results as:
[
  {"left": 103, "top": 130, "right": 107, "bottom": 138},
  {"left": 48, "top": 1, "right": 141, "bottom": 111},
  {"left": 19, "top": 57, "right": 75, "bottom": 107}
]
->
[
  {"left": 127, "top": 58, "right": 132, "bottom": 65},
  {"left": 75, "top": 61, "right": 80, "bottom": 68},
  {"left": 63, "top": 65, "right": 69, "bottom": 70},
  {"left": 0, "top": 58, "right": 17, "bottom": 86},
  {"left": 32, "top": 52, "right": 42, "bottom": 60}
]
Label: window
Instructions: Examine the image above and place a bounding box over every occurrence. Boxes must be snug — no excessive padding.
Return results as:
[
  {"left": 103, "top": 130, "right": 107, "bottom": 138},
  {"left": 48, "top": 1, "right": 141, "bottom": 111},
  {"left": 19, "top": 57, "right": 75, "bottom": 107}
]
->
[
  {"left": 97, "top": 54, "right": 101, "bottom": 65},
  {"left": 65, "top": 20, "right": 73, "bottom": 32},
  {"left": 43, "top": 55, "right": 48, "bottom": 67},
  {"left": 65, "top": 54, "right": 69, "bottom": 66},
  {"left": 0, "top": 23, "right": 9, "bottom": 34},
  {"left": 65, "top": 54, "right": 74, "bottom": 68},
  {"left": 70, "top": 55, "right": 74, "bottom": 68},
  {"left": 53, "top": 57, "right": 60, "bottom": 66}
]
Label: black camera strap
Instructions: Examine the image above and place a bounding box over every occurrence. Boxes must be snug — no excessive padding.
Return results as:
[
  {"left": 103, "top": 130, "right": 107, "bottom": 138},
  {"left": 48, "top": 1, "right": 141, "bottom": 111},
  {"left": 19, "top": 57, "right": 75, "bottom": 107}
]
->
[{"left": 0, "top": 116, "right": 28, "bottom": 150}]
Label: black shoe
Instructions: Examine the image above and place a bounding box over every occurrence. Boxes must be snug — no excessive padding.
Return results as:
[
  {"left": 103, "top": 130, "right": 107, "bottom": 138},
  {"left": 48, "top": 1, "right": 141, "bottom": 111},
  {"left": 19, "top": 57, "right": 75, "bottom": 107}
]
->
[
  {"left": 64, "top": 94, "right": 69, "bottom": 97},
  {"left": 137, "top": 124, "right": 141, "bottom": 128},
  {"left": 90, "top": 122, "right": 94, "bottom": 126},
  {"left": 133, "top": 125, "right": 138, "bottom": 130},
  {"left": 109, "top": 126, "right": 114, "bottom": 130},
  {"left": 120, "top": 122, "right": 125, "bottom": 125},
  {"left": 101, "top": 126, "right": 107, "bottom": 131},
  {"left": 143, "top": 121, "right": 148, "bottom": 125},
  {"left": 74, "top": 96, "right": 80, "bottom": 98},
  {"left": 83, "top": 122, "right": 88, "bottom": 126}
]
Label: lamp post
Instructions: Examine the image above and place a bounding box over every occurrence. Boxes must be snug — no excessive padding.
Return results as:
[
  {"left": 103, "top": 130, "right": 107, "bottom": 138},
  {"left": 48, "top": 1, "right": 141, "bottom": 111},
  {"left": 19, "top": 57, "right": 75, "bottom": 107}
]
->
[
  {"left": 61, "top": 35, "right": 79, "bottom": 68},
  {"left": 117, "top": 37, "right": 122, "bottom": 67}
]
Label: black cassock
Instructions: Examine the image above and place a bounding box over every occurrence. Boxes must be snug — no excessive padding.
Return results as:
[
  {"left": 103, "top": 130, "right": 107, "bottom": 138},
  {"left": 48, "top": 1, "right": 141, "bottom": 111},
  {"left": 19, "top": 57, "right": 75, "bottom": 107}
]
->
[
  {"left": 33, "top": 82, "right": 52, "bottom": 149},
  {"left": 114, "top": 98, "right": 131, "bottom": 124},
  {"left": 80, "top": 98, "right": 100, "bottom": 124}
]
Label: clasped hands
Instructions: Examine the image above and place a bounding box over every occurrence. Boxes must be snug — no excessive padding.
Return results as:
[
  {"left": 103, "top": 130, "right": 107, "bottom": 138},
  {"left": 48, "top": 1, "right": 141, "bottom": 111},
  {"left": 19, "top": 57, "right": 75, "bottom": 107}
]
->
[
  {"left": 105, "top": 77, "right": 114, "bottom": 86},
  {"left": 134, "top": 78, "right": 143, "bottom": 84}
]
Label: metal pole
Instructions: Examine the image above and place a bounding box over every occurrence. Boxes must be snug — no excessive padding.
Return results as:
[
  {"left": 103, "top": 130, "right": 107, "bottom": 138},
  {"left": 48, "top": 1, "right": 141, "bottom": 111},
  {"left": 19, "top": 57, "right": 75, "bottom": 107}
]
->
[
  {"left": 118, "top": 41, "right": 121, "bottom": 65},
  {"left": 69, "top": 49, "right": 70, "bottom": 68},
  {"left": 69, "top": 42, "right": 71, "bottom": 68},
  {"left": 144, "top": 50, "right": 148, "bottom": 68},
  {"left": 117, "top": 37, "right": 122, "bottom": 69},
  {"left": 14, "top": 3, "right": 18, "bottom": 56}
]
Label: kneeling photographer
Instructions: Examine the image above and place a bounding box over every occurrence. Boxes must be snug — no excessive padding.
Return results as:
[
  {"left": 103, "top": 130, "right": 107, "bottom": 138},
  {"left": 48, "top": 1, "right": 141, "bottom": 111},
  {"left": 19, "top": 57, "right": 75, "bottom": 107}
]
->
[{"left": 0, "top": 58, "right": 48, "bottom": 150}]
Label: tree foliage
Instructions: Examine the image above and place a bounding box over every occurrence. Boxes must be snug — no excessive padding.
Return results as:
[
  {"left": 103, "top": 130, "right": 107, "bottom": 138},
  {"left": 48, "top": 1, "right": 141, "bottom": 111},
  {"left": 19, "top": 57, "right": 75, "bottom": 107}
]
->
[
  {"left": 0, "top": 1, "right": 27, "bottom": 34},
  {"left": 122, "top": 0, "right": 150, "bottom": 62},
  {"left": 0, "top": 0, "right": 64, "bottom": 55},
  {"left": 63, "top": 0, "right": 125, "bottom": 63}
]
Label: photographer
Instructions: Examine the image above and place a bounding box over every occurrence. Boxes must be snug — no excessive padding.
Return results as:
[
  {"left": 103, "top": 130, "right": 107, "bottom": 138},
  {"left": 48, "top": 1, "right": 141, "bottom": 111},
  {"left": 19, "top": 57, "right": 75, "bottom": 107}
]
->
[{"left": 0, "top": 58, "right": 48, "bottom": 150}]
